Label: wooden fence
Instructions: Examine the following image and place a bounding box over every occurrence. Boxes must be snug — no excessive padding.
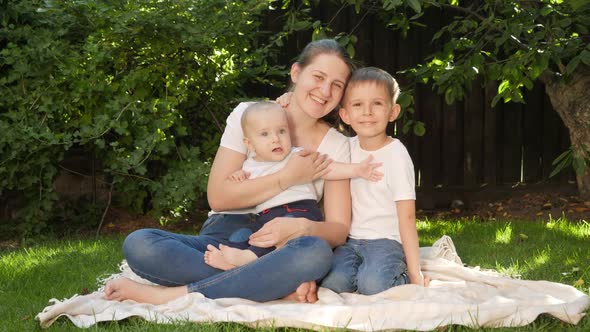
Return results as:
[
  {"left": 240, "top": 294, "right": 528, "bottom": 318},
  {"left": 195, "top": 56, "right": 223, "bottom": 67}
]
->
[{"left": 263, "top": 3, "right": 575, "bottom": 205}]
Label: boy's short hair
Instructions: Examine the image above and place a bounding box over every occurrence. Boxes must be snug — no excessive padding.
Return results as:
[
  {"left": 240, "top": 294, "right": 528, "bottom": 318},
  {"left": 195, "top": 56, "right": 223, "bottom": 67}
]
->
[
  {"left": 345, "top": 67, "right": 400, "bottom": 104},
  {"left": 241, "top": 101, "right": 284, "bottom": 136}
]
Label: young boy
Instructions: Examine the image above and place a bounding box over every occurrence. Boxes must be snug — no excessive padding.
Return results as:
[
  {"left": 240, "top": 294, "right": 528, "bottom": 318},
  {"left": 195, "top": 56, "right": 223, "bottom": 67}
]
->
[
  {"left": 320, "top": 67, "right": 428, "bottom": 295},
  {"left": 204, "top": 101, "right": 383, "bottom": 271}
]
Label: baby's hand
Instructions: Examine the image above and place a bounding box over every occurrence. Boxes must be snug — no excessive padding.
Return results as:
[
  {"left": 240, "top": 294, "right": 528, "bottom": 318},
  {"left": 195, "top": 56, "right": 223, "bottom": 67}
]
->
[
  {"left": 227, "top": 170, "right": 250, "bottom": 182},
  {"left": 275, "top": 92, "right": 293, "bottom": 108},
  {"left": 356, "top": 155, "right": 383, "bottom": 182}
]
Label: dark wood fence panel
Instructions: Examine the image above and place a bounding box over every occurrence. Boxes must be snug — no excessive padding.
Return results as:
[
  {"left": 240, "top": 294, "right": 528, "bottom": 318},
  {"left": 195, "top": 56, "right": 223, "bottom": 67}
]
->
[{"left": 263, "top": 5, "right": 575, "bottom": 192}]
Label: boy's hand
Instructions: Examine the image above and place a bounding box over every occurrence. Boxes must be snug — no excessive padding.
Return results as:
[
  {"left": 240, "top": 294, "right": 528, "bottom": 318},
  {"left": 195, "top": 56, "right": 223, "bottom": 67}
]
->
[
  {"left": 227, "top": 170, "right": 250, "bottom": 182},
  {"left": 275, "top": 92, "right": 293, "bottom": 108},
  {"left": 409, "top": 271, "right": 430, "bottom": 287},
  {"left": 356, "top": 155, "right": 383, "bottom": 182}
]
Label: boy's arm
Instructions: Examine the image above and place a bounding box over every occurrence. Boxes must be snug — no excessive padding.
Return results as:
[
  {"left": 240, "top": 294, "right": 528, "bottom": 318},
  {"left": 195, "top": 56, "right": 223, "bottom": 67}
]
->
[
  {"left": 397, "top": 199, "right": 428, "bottom": 286},
  {"left": 323, "top": 155, "right": 383, "bottom": 182}
]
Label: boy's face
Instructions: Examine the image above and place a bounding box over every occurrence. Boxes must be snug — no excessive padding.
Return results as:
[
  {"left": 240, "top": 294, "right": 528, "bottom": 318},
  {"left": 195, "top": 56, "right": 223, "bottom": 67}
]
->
[
  {"left": 339, "top": 82, "right": 400, "bottom": 139},
  {"left": 244, "top": 108, "right": 292, "bottom": 162}
]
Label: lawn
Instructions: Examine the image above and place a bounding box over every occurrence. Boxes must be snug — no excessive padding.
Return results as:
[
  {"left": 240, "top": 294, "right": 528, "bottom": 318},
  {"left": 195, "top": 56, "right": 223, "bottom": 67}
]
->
[{"left": 1, "top": 218, "right": 588, "bottom": 331}]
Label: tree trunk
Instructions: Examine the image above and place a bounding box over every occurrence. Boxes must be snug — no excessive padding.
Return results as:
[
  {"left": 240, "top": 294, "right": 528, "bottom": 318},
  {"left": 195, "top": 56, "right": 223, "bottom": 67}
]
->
[{"left": 542, "top": 65, "right": 590, "bottom": 200}]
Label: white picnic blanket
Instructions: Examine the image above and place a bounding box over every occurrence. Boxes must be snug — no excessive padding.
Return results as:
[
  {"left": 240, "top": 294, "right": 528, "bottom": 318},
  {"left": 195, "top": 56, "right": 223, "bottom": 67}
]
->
[{"left": 36, "top": 236, "right": 589, "bottom": 330}]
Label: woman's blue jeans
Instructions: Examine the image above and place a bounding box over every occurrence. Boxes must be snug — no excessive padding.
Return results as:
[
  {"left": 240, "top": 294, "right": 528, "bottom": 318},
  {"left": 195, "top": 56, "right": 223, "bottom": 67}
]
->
[
  {"left": 320, "top": 238, "right": 409, "bottom": 295},
  {"left": 122, "top": 213, "right": 333, "bottom": 302}
]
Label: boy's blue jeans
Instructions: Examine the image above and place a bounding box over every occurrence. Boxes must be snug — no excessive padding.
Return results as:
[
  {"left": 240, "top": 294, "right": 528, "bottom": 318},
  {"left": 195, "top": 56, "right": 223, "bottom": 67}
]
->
[
  {"left": 320, "top": 237, "right": 409, "bottom": 295},
  {"left": 122, "top": 213, "right": 332, "bottom": 302}
]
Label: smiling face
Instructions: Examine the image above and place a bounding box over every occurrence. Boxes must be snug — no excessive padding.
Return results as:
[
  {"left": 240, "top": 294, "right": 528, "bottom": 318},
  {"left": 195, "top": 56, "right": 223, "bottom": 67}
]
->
[
  {"left": 242, "top": 104, "right": 292, "bottom": 162},
  {"left": 289, "top": 53, "right": 351, "bottom": 120},
  {"left": 339, "top": 82, "right": 400, "bottom": 141}
]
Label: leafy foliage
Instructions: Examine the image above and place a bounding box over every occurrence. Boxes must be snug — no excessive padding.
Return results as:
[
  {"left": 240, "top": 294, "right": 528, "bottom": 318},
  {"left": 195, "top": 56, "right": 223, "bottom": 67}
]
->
[
  {"left": 279, "top": 0, "right": 590, "bottom": 188},
  {"left": 0, "top": 0, "right": 284, "bottom": 235}
]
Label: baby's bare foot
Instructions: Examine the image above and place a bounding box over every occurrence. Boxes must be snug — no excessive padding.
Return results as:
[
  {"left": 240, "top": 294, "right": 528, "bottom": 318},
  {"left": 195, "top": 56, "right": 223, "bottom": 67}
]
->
[
  {"left": 104, "top": 277, "right": 187, "bottom": 305},
  {"left": 204, "top": 244, "right": 236, "bottom": 271},
  {"left": 219, "top": 244, "right": 257, "bottom": 267}
]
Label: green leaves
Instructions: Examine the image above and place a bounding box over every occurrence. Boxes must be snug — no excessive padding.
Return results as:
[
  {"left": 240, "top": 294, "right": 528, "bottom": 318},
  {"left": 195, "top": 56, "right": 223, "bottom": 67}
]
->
[{"left": 0, "top": 0, "right": 283, "bottom": 234}]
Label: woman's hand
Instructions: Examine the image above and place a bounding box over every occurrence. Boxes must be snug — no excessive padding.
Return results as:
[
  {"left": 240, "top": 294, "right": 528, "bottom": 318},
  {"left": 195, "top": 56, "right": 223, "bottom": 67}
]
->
[
  {"left": 280, "top": 150, "right": 332, "bottom": 188},
  {"left": 249, "top": 217, "right": 311, "bottom": 248}
]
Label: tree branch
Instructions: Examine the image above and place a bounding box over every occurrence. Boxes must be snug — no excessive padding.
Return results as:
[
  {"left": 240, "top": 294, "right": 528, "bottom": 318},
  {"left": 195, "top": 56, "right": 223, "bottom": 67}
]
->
[{"left": 439, "top": 3, "right": 485, "bottom": 22}]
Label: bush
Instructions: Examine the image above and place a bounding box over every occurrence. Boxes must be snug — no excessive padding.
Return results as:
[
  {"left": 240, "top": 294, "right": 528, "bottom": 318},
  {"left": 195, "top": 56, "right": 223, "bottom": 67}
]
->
[{"left": 0, "top": 0, "right": 285, "bottom": 236}]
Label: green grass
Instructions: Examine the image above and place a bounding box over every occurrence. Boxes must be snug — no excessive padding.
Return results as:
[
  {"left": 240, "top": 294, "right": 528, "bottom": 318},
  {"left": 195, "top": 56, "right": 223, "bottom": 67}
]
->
[{"left": 1, "top": 218, "right": 589, "bottom": 332}]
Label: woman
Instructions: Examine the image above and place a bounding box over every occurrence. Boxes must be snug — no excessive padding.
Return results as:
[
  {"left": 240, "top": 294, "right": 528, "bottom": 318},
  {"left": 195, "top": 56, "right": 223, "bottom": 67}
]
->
[{"left": 105, "top": 39, "right": 354, "bottom": 304}]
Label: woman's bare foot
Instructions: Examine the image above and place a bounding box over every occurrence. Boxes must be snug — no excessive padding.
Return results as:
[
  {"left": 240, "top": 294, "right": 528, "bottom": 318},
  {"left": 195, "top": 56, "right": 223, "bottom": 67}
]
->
[
  {"left": 281, "top": 281, "right": 318, "bottom": 303},
  {"left": 104, "top": 277, "right": 187, "bottom": 305}
]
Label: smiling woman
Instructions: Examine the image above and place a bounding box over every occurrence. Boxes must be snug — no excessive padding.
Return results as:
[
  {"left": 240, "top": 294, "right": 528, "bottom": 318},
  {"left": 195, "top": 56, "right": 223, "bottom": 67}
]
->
[{"left": 103, "top": 39, "right": 355, "bottom": 305}]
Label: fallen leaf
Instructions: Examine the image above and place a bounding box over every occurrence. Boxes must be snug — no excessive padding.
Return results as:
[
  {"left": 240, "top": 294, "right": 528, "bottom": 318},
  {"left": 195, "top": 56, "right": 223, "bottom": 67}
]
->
[
  {"left": 536, "top": 212, "right": 543, "bottom": 216},
  {"left": 574, "top": 207, "right": 589, "bottom": 213},
  {"left": 542, "top": 203, "right": 553, "bottom": 210},
  {"left": 519, "top": 233, "right": 528, "bottom": 240},
  {"left": 574, "top": 279, "right": 584, "bottom": 287}
]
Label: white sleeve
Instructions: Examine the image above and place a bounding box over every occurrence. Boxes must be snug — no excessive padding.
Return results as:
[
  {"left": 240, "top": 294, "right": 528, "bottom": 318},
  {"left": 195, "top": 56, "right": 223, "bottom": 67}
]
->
[
  {"left": 219, "top": 102, "right": 253, "bottom": 154},
  {"left": 388, "top": 142, "right": 416, "bottom": 201}
]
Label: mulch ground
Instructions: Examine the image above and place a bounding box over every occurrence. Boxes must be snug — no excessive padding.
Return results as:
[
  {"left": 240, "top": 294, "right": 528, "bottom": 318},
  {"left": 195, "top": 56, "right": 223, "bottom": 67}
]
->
[{"left": 1, "top": 186, "right": 588, "bottom": 250}]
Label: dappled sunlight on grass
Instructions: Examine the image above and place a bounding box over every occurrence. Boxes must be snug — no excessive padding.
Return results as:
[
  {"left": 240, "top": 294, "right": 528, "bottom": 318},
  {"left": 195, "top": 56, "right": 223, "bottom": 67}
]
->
[
  {"left": 545, "top": 218, "right": 590, "bottom": 240},
  {"left": 495, "top": 223, "right": 513, "bottom": 244}
]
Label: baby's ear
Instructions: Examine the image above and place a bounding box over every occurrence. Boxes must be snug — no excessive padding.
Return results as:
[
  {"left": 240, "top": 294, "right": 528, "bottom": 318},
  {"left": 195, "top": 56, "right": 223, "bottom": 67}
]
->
[
  {"left": 389, "top": 104, "right": 401, "bottom": 122},
  {"left": 339, "top": 107, "right": 351, "bottom": 125}
]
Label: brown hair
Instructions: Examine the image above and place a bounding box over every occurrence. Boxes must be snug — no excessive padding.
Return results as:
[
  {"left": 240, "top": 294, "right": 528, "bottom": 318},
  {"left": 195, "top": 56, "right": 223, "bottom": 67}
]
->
[{"left": 344, "top": 67, "right": 400, "bottom": 105}]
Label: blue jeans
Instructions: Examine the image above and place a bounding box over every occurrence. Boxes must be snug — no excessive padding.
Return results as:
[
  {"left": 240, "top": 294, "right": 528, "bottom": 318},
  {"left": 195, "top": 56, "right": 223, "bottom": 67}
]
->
[
  {"left": 246, "top": 200, "right": 323, "bottom": 257},
  {"left": 122, "top": 213, "right": 333, "bottom": 301},
  {"left": 320, "top": 238, "right": 409, "bottom": 295}
]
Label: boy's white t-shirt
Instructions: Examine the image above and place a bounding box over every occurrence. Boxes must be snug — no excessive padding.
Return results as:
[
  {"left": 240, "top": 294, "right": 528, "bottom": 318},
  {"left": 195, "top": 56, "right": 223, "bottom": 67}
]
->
[
  {"left": 213, "top": 102, "right": 350, "bottom": 215},
  {"left": 348, "top": 136, "right": 415, "bottom": 243},
  {"left": 243, "top": 147, "right": 317, "bottom": 213}
]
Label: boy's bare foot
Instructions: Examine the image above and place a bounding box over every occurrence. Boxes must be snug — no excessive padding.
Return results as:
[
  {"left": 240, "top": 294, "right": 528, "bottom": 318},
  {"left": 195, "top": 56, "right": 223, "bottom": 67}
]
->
[
  {"left": 204, "top": 244, "right": 236, "bottom": 271},
  {"left": 282, "top": 281, "right": 318, "bottom": 303},
  {"left": 104, "top": 277, "right": 187, "bottom": 305},
  {"left": 218, "top": 244, "right": 257, "bottom": 267}
]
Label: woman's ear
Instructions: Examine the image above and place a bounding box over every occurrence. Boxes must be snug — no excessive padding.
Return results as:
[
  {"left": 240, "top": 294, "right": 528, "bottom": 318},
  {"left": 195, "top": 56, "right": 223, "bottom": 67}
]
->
[
  {"left": 290, "top": 63, "right": 300, "bottom": 84},
  {"left": 389, "top": 104, "right": 401, "bottom": 122}
]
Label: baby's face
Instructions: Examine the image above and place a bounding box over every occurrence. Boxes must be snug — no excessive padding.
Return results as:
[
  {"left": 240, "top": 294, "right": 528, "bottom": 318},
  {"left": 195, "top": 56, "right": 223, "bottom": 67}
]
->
[{"left": 245, "top": 109, "right": 292, "bottom": 162}]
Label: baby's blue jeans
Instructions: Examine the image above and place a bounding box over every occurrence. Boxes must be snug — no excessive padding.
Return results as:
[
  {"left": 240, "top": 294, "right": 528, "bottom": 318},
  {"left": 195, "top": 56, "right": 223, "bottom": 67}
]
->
[{"left": 320, "top": 237, "right": 409, "bottom": 295}]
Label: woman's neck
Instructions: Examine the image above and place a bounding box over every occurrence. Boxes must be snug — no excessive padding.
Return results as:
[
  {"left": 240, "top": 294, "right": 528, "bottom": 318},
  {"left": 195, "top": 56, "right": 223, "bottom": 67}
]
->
[{"left": 285, "top": 104, "right": 323, "bottom": 148}]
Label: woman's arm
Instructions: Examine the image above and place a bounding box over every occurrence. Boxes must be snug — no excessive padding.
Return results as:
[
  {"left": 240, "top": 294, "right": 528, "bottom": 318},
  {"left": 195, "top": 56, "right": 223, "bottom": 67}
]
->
[
  {"left": 397, "top": 199, "right": 427, "bottom": 286},
  {"left": 207, "top": 147, "right": 331, "bottom": 211},
  {"left": 306, "top": 178, "right": 351, "bottom": 247},
  {"left": 248, "top": 178, "right": 351, "bottom": 248}
]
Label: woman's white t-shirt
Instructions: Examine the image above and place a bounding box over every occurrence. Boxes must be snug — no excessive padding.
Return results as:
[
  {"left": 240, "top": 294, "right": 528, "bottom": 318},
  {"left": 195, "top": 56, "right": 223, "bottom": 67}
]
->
[{"left": 213, "top": 102, "right": 350, "bottom": 214}]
